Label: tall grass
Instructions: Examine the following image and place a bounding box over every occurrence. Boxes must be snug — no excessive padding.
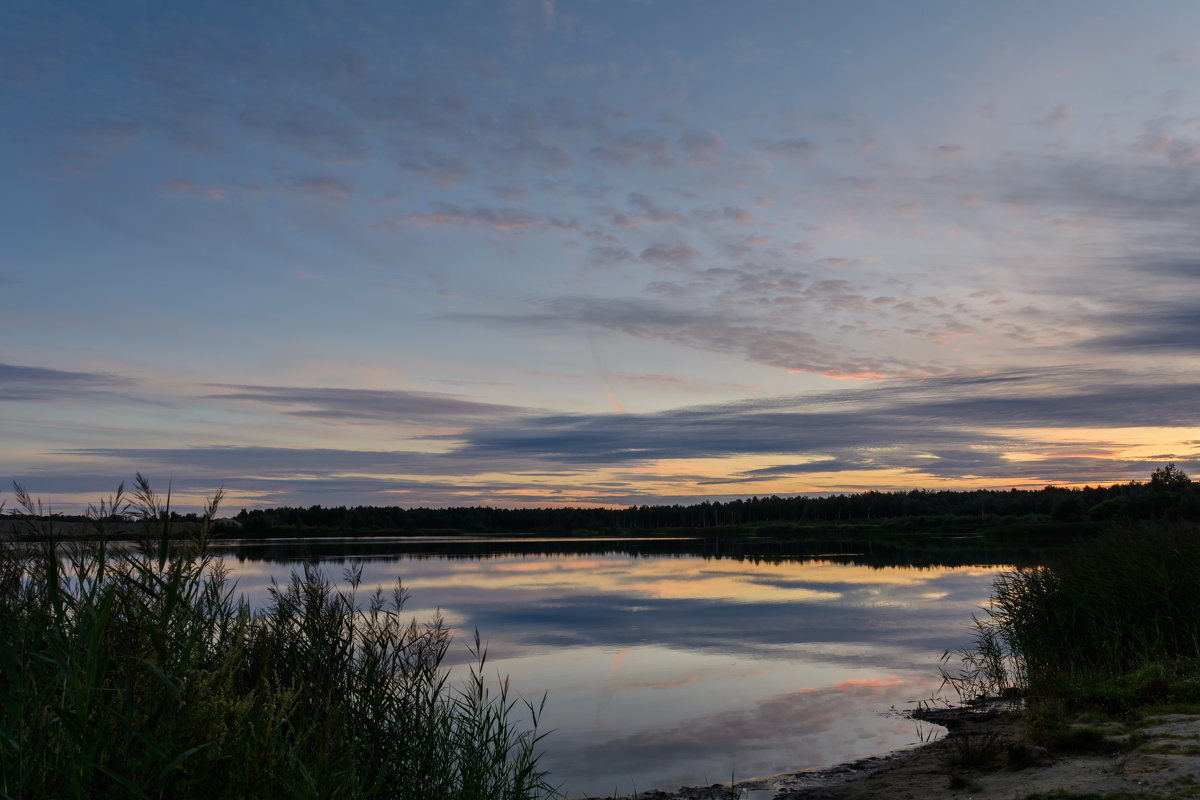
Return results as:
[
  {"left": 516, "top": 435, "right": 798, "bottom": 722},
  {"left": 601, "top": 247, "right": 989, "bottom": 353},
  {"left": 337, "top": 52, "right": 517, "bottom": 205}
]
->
[
  {"left": 0, "top": 477, "right": 555, "bottom": 800},
  {"left": 943, "top": 522, "right": 1200, "bottom": 712}
]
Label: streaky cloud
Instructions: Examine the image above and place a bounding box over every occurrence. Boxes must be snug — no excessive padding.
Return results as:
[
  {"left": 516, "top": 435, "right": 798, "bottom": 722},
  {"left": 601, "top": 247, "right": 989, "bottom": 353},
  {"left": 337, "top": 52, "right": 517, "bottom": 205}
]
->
[
  {"left": 0, "top": 362, "right": 134, "bottom": 402},
  {"left": 204, "top": 384, "right": 531, "bottom": 423}
]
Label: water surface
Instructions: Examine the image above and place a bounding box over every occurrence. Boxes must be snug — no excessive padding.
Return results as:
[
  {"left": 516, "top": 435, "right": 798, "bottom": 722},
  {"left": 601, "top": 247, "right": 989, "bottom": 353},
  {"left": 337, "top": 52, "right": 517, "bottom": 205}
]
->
[{"left": 214, "top": 537, "right": 1004, "bottom": 797}]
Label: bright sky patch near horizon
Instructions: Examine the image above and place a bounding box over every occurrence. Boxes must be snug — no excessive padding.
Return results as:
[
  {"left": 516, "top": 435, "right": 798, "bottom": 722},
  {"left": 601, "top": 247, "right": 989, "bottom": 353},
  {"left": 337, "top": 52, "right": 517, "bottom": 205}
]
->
[{"left": 3, "top": 0, "right": 1199, "bottom": 513}]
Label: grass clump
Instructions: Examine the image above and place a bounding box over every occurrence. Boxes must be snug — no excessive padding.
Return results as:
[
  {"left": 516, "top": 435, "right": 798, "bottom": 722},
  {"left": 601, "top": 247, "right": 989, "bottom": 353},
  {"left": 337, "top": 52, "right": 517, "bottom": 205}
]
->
[
  {"left": 943, "top": 730, "right": 1005, "bottom": 768},
  {"left": 0, "top": 476, "right": 554, "bottom": 800}
]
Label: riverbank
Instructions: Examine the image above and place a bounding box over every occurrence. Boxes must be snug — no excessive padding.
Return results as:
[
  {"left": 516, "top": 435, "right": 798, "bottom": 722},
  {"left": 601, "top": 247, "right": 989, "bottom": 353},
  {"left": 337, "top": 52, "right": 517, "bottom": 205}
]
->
[{"left": 600, "top": 705, "right": 1200, "bottom": 800}]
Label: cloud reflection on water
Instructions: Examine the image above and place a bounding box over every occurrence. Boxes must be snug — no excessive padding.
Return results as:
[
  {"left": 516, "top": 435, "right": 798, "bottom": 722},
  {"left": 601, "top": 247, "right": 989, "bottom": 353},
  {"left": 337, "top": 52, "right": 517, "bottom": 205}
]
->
[{"left": 215, "top": 541, "right": 1001, "bottom": 796}]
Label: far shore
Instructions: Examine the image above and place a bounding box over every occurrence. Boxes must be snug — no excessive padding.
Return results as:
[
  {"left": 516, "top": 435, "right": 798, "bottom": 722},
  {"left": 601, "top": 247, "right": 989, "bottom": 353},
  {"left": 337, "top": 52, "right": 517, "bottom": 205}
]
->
[{"left": 0, "top": 519, "right": 205, "bottom": 540}]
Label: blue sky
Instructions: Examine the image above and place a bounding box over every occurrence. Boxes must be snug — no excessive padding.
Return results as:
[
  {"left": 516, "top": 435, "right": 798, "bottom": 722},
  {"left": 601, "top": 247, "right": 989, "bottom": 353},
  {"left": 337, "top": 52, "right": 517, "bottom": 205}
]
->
[{"left": 4, "top": 0, "right": 1200, "bottom": 511}]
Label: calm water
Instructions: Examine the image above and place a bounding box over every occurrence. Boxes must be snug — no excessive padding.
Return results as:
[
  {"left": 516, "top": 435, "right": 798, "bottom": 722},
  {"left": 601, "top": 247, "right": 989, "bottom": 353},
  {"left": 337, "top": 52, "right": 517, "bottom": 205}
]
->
[{"left": 213, "top": 537, "right": 1005, "bottom": 798}]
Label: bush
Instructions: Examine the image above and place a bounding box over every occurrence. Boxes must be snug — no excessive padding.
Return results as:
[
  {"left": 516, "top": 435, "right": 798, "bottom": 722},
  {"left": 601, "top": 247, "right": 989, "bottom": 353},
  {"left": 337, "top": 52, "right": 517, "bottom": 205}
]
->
[{"left": 0, "top": 477, "right": 553, "bottom": 800}]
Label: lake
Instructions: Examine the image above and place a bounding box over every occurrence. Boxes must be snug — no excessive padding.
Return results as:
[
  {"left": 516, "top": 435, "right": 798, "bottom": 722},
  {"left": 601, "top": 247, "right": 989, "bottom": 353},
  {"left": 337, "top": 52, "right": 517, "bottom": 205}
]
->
[{"left": 213, "top": 536, "right": 1006, "bottom": 798}]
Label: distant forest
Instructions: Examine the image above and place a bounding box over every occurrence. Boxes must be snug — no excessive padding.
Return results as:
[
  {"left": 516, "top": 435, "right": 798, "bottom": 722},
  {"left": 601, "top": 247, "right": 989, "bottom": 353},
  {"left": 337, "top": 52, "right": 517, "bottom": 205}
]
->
[
  {"left": 10, "top": 465, "right": 1194, "bottom": 538},
  {"left": 216, "top": 464, "right": 1197, "bottom": 536}
]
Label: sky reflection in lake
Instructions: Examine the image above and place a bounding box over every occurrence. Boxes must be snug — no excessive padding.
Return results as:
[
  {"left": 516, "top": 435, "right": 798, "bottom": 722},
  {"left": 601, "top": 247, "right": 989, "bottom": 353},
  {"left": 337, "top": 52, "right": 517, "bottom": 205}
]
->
[{"left": 215, "top": 539, "right": 1003, "bottom": 797}]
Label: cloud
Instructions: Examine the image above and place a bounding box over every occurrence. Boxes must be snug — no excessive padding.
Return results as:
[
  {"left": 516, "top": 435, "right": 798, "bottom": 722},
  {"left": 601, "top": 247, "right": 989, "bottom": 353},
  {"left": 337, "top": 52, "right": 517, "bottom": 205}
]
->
[
  {"left": 752, "top": 137, "right": 820, "bottom": 159},
  {"left": 205, "top": 384, "right": 528, "bottom": 423},
  {"left": 55, "top": 446, "right": 424, "bottom": 477},
  {"left": 448, "top": 398, "right": 995, "bottom": 466},
  {"left": 238, "top": 98, "right": 368, "bottom": 162},
  {"left": 492, "top": 138, "right": 573, "bottom": 171},
  {"left": 1133, "top": 117, "right": 1200, "bottom": 165},
  {"left": 0, "top": 363, "right": 134, "bottom": 402},
  {"left": 376, "top": 202, "right": 546, "bottom": 232},
  {"left": 31, "top": 446, "right": 609, "bottom": 509},
  {"left": 593, "top": 128, "right": 675, "bottom": 169},
  {"left": 1035, "top": 103, "right": 1073, "bottom": 130},
  {"left": 589, "top": 145, "right": 638, "bottom": 168},
  {"left": 677, "top": 127, "right": 723, "bottom": 166},
  {"left": 588, "top": 245, "right": 636, "bottom": 266},
  {"left": 289, "top": 174, "right": 353, "bottom": 201},
  {"left": 12, "top": 1, "right": 1200, "bottom": 511},
  {"left": 1157, "top": 47, "right": 1200, "bottom": 68},
  {"left": 995, "top": 155, "right": 1200, "bottom": 227},
  {"left": 342, "top": 79, "right": 471, "bottom": 134},
  {"left": 721, "top": 206, "right": 752, "bottom": 223},
  {"left": 438, "top": 368, "right": 1200, "bottom": 474},
  {"left": 698, "top": 206, "right": 753, "bottom": 225},
  {"left": 1084, "top": 302, "right": 1200, "bottom": 353},
  {"left": 639, "top": 243, "right": 699, "bottom": 265},
  {"left": 455, "top": 296, "right": 927, "bottom": 378},
  {"left": 34, "top": 367, "right": 1200, "bottom": 508},
  {"left": 162, "top": 179, "right": 229, "bottom": 201},
  {"left": 395, "top": 150, "right": 474, "bottom": 186},
  {"left": 626, "top": 192, "right": 682, "bottom": 225},
  {"left": 489, "top": 184, "right": 528, "bottom": 202}
]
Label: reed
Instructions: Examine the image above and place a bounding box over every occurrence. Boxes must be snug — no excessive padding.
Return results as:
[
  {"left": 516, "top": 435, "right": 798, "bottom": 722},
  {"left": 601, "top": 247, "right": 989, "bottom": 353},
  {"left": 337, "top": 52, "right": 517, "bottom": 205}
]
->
[
  {"left": 943, "top": 522, "right": 1200, "bottom": 714},
  {"left": 0, "top": 477, "right": 554, "bottom": 800}
]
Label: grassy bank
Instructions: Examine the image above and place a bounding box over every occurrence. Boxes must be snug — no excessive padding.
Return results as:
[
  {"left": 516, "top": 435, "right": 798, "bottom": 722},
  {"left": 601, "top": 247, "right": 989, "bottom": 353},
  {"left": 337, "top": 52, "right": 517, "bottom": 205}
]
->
[
  {"left": 0, "top": 477, "right": 553, "bottom": 800},
  {"left": 942, "top": 520, "right": 1200, "bottom": 744}
]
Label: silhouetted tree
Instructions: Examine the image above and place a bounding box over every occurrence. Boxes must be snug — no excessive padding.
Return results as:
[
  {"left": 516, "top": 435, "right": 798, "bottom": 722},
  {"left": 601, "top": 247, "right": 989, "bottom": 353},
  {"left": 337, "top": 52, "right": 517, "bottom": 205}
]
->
[{"left": 1150, "top": 462, "right": 1191, "bottom": 488}]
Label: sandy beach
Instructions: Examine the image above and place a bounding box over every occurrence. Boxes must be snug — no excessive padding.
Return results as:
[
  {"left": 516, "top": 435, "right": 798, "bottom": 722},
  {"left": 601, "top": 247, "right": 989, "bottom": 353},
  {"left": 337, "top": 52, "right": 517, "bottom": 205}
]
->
[{"left": 600, "top": 706, "right": 1200, "bottom": 800}]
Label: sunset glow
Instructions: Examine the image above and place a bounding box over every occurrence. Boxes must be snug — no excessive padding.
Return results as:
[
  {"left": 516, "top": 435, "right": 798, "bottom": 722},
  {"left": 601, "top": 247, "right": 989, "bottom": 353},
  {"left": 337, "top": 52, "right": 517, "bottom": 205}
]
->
[{"left": 3, "top": 1, "right": 1199, "bottom": 511}]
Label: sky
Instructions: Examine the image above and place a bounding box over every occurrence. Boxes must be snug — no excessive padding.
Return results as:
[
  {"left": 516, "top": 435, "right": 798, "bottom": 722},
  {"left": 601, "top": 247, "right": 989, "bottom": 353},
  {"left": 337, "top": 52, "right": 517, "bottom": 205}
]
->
[{"left": 3, "top": 0, "right": 1200, "bottom": 513}]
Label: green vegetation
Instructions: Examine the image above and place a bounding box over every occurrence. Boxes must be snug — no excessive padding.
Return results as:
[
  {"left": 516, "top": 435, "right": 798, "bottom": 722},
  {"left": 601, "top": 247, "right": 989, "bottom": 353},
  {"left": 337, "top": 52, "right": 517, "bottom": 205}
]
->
[
  {"left": 942, "top": 470, "right": 1200, "bottom": 753},
  {"left": 238, "top": 463, "right": 1193, "bottom": 534},
  {"left": 8, "top": 464, "right": 1195, "bottom": 548},
  {"left": 0, "top": 477, "right": 553, "bottom": 800},
  {"left": 227, "top": 463, "right": 1193, "bottom": 539},
  {"left": 949, "top": 520, "right": 1200, "bottom": 716}
]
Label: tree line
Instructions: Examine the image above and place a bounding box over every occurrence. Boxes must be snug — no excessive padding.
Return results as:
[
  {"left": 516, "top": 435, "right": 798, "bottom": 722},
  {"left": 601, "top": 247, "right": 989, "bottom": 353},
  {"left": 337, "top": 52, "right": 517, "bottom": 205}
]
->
[{"left": 223, "top": 464, "right": 1197, "bottom": 536}]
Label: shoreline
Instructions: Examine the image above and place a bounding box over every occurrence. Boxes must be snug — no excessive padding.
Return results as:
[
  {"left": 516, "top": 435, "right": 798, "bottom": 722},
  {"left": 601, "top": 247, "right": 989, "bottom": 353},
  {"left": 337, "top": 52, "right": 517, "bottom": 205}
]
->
[{"left": 594, "top": 705, "right": 1200, "bottom": 800}]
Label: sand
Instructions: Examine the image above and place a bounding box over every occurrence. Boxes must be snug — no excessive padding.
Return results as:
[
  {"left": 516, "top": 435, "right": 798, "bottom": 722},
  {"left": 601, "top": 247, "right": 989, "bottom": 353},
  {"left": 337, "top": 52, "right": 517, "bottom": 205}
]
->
[{"left": 599, "top": 706, "right": 1200, "bottom": 800}]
